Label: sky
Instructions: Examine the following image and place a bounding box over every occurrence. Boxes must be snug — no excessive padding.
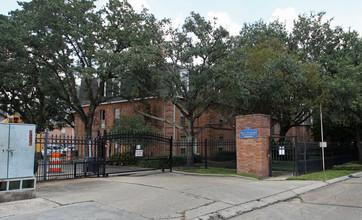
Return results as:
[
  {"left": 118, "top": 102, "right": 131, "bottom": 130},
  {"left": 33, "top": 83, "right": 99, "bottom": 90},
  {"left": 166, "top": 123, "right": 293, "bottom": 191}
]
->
[{"left": 1, "top": 0, "right": 362, "bottom": 36}]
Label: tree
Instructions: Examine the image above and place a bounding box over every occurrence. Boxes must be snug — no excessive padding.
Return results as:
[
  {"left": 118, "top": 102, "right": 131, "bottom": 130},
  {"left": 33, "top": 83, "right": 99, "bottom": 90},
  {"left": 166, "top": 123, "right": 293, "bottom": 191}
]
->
[
  {"left": 3, "top": 0, "right": 164, "bottom": 136},
  {"left": 110, "top": 115, "right": 154, "bottom": 133},
  {"left": 0, "top": 14, "right": 72, "bottom": 132},
  {"left": 233, "top": 21, "right": 320, "bottom": 136},
  {"left": 323, "top": 30, "right": 362, "bottom": 162},
  {"left": 129, "top": 12, "right": 235, "bottom": 166},
  {"left": 290, "top": 12, "right": 362, "bottom": 162}
]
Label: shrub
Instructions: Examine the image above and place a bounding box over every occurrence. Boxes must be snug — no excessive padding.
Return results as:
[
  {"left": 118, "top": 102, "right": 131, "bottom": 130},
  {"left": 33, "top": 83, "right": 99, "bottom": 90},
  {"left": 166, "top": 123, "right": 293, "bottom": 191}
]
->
[
  {"left": 107, "top": 151, "right": 137, "bottom": 165},
  {"left": 137, "top": 154, "right": 202, "bottom": 168},
  {"left": 211, "top": 151, "right": 236, "bottom": 161},
  {"left": 332, "top": 161, "right": 362, "bottom": 170}
]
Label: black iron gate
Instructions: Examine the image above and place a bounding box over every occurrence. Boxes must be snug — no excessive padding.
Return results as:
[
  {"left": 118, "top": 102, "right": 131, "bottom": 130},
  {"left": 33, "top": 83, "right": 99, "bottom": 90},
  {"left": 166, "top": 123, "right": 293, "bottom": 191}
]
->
[
  {"left": 100, "top": 131, "right": 173, "bottom": 175},
  {"left": 269, "top": 136, "right": 297, "bottom": 176},
  {"left": 35, "top": 131, "right": 173, "bottom": 182}
]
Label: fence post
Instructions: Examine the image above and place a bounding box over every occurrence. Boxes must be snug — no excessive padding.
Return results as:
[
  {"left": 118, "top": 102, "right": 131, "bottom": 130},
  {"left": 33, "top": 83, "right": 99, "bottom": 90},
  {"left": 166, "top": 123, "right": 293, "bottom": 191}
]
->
[
  {"left": 268, "top": 137, "right": 272, "bottom": 177},
  {"left": 294, "top": 136, "right": 298, "bottom": 176},
  {"left": 102, "top": 130, "right": 107, "bottom": 177},
  {"left": 204, "top": 139, "right": 208, "bottom": 169},
  {"left": 43, "top": 130, "right": 48, "bottom": 181},
  {"left": 169, "top": 136, "right": 173, "bottom": 172},
  {"left": 304, "top": 142, "right": 307, "bottom": 175},
  {"left": 74, "top": 162, "right": 77, "bottom": 178}
]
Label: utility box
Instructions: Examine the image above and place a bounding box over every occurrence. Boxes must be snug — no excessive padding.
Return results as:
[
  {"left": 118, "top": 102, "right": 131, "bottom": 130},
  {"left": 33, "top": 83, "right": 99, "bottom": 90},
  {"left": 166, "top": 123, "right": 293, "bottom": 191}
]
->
[{"left": 0, "top": 123, "right": 36, "bottom": 203}]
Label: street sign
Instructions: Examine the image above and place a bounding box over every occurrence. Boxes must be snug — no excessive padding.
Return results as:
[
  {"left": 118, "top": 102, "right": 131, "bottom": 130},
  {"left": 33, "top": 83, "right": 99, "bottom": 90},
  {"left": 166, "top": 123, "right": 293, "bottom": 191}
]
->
[{"left": 319, "top": 142, "right": 327, "bottom": 148}]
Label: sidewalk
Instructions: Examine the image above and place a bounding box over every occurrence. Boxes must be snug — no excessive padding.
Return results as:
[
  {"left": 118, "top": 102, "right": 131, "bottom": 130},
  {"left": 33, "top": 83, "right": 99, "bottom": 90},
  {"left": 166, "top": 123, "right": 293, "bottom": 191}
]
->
[{"left": 1, "top": 171, "right": 361, "bottom": 220}]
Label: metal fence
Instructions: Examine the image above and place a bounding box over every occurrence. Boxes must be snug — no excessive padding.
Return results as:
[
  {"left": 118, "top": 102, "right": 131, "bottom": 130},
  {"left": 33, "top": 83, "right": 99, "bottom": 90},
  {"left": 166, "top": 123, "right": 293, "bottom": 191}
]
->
[
  {"left": 269, "top": 136, "right": 358, "bottom": 176},
  {"left": 34, "top": 131, "right": 173, "bottom": 182},
  {"left": 173, "top": 139, "right": 236, "bottom": 169},
  {"left": 295, "top": 141, "right": 358, "bottom": 175},
  {"left": 35, "top": 133, "right": 105, "bottom": 182}
]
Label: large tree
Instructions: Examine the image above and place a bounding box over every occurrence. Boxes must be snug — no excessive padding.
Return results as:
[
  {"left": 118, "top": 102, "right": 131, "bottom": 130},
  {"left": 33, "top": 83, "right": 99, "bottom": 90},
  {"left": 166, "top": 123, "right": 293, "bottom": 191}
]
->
[
  {"left": 2, "top": 0, "right": 164, "bottom": 136},
  {"left": 128, "top": 12, "right": 236, "bottom": 166},
  {"left": 233, "top": 20, "right": 320, "bottom": 136},
  {"left": 290, "top": 12, "right": 362, "bottom": 161},
  {"left": 0, "top": 14, "right": 72, "bottom": 132}
]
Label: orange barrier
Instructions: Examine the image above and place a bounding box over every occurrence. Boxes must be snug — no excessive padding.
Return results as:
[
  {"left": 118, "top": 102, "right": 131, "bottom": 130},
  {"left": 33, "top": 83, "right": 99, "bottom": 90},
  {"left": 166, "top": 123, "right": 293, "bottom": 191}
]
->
[
  {"left": 48, "top": 150, "right": 61, "bottom": 172},
  {"left": 66, "top": 149, "right": 71, "bottom": 162}
]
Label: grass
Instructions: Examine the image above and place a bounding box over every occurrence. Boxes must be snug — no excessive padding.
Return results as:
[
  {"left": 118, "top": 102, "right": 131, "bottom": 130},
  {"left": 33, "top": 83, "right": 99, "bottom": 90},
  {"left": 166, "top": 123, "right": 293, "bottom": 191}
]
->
[
  {"left": 287, "top": 170, "right": 357, "bottom": 181},
  {"left": 176, "top": 167, "right": 261, "bottom": 180},
  {"left": 332, "top": 161, "right": 362, "bottom": 170},
  {"left": 194, "top": 161, "right": 236, "bottom": 169},
  {"left": 287, "top": 161, "right": 362, "bottom": 181}
]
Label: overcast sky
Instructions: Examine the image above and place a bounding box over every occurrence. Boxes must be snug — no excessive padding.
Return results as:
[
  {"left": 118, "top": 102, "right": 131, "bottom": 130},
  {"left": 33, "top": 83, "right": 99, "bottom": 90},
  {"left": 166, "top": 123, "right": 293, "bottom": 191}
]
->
[{"left": 2, "top": 0, "right": 362, "bottom": 36}]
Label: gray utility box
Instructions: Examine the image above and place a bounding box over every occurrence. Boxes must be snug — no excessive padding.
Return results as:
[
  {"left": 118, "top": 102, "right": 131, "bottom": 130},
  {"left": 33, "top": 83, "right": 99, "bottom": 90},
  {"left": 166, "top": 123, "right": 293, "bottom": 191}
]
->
[{"left": 0, "top": 123, "right": 36, "bottom": 203}]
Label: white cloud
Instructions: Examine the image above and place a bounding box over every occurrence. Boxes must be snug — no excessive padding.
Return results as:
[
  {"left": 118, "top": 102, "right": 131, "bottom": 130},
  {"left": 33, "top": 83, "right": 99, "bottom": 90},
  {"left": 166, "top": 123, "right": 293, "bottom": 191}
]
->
[
  {"left": 269, "top": 8, "right": 298, "bottom": 32},
  {"left": 207, "top": 11, "right": 241, "bottom": 36}
]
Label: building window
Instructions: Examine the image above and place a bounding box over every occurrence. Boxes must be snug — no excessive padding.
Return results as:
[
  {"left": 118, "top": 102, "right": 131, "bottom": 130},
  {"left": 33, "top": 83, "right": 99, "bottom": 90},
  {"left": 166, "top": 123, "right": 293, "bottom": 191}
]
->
[
  {"left": 61, "top": 128, "right": 66, "bottom": 136},
  {"left": 180, "top": 136, "right": 186, "bottom": 154},
  {"left": 100, "top": 109, "right": 106, "bottom": 120},
  {"left": 181, "top": 116, "right": 186, "bottom": 125},
  {"left": 218, "top": 137, "right": 224, "bottom": 151},
  {"left": 114, "top": 108, "right": 120, "bottom": 120}
]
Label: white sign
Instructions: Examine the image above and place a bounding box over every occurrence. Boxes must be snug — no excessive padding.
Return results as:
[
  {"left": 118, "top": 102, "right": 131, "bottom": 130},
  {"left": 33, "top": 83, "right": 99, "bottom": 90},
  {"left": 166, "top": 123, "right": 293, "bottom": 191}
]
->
[
  {"left": 279, "top": 146, "right": 285, "bottom": 155},
  {"left": 136, "top": 145, "right": 141, "bottom": 150},
  {"left": 320, "top": 142, "right": 327, "bottom": 148},
  {"left": 135, "top": 150, "right": 143, "bottom": 157}
]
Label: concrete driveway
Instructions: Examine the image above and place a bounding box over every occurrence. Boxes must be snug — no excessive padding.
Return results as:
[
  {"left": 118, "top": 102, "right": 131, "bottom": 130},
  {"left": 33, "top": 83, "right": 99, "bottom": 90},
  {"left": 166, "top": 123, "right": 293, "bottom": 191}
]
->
[
  {"left": 0, "top": 171, "right": 345, "bottom": 219},
  {"left": 231, "top": 171, "right": 362, "bottom": 220}
]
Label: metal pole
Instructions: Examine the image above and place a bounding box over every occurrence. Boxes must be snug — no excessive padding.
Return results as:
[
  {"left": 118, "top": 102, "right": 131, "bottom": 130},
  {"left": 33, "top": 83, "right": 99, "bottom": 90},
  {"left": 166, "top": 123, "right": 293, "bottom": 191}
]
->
[
  {"left": 169, "top": 136, "right": 173, "bottom": 172},
  {"left": 320, "top": 103, "right": 325, "bottom": 172},
  {"left": 43, "top": 130, "right": 48, "bottom": 181},
  {"left": 204, "top": 139, "right": 208, "bottom": 169}
]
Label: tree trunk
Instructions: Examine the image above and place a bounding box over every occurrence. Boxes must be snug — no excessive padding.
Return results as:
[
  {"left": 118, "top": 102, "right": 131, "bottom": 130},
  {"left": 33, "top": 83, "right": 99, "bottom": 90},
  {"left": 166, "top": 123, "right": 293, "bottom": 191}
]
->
[
  {"left": 186, "top": 120, "right": 195, "bottom": 167},
  {"left": 186, "top": 135, "right": 195, "bottom": 167},
  {"left": 355, "top": 124, "right": 362, "bottom": 164}
]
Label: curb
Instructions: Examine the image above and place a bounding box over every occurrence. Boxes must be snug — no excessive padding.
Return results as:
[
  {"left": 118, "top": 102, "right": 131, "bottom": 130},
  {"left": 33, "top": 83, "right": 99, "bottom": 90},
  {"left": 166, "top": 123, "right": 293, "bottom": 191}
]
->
[
  {"left": 192, "top": 171, "right": 362, "bottom": 219},
  {"left": 171, "top": 170, "right": 260, "bottom": 181}
]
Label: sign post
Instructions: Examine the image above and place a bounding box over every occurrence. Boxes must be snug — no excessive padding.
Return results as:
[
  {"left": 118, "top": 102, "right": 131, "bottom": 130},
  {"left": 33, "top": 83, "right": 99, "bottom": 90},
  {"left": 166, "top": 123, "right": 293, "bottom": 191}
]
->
[{"left": 320, "top": 104, "right": 326, "bottom": 172}]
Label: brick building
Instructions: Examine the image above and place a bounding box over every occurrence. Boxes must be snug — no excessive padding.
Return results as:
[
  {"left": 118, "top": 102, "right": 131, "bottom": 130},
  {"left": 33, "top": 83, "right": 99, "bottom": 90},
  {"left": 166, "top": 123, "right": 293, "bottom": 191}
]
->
[{"left": 74, "top": 97, "right": 235, "bottom": 141}]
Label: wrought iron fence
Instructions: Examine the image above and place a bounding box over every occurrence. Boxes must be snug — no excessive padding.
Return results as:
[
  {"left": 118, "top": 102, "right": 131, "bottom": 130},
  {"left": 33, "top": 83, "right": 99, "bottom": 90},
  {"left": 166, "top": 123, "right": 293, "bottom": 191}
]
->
[
  {"left": 34, "top": 133, "right": 104, "bottom": 182},
  {"left": 269, "top": 136, "right": 358, "bottom": 176},
  {"left": 173, "top": 139, "right": 236, "bottom": 169},
  {"left": 34, "top": 131, "right": 173, "bottom": 182},
  {"left": 296, "top": 141, "right": 358, "bottom": 175}
]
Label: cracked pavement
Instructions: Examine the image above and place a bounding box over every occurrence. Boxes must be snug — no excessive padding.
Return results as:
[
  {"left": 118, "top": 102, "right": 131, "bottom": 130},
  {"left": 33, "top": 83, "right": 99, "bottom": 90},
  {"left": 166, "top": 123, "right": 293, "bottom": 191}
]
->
[{"left": 0, "top": 171, "right": 361, "bottom": 219}]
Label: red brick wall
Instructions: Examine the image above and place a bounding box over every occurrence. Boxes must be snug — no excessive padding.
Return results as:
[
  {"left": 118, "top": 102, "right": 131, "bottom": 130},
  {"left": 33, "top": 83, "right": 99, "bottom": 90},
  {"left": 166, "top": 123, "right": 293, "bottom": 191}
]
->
[
  {"left": 74, "top": 98, "right": 234, "bottom": 140},
  {"left": 236, "top": 114, "right": 270, "bottom": 177}
]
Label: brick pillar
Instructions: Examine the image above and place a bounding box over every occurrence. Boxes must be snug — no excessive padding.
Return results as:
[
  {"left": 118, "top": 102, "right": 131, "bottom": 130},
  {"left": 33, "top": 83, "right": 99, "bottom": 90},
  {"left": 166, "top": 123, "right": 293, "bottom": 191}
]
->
[{"left": 236, "top": 114, "right": 270, "bottom": 177}]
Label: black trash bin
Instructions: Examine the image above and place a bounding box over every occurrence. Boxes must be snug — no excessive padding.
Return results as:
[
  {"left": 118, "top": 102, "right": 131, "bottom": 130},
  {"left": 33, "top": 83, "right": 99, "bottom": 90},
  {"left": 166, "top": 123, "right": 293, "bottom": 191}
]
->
[{"left": 83, "top": 157, "right": 103, "bottom": 174}]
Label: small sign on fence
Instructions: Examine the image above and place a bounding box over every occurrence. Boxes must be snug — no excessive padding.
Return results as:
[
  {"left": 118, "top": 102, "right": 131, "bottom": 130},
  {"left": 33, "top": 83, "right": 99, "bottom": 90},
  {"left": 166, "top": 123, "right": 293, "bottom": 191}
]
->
[
  {"left": 279, "top": 146, "right": 285, "bottom": 155},
  {"left": 135, "top": 150, "right": 143, "bottom": 157}
]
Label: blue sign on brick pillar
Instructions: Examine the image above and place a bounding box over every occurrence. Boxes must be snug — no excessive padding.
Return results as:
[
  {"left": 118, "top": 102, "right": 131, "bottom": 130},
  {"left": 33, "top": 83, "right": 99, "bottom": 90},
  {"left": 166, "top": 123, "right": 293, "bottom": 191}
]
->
[{"left": 239, "top": 127, "right": 258, "bottom": 138}]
